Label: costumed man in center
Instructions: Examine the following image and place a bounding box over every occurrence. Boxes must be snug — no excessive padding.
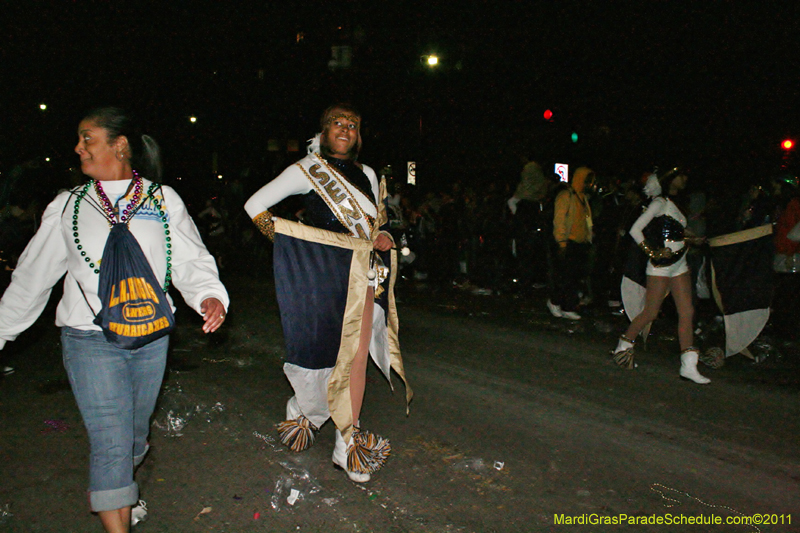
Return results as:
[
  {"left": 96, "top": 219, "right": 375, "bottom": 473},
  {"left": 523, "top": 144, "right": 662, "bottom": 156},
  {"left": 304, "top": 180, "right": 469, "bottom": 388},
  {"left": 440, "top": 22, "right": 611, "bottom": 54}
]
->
[{"left": 244, "top": 104, "right": 411, "bottom": 482}]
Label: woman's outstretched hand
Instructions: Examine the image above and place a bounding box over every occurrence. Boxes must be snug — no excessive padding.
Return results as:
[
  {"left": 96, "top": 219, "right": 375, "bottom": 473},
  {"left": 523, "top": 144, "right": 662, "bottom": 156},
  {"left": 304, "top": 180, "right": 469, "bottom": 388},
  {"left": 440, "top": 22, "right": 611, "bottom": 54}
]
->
[{"left": 200, "top": 297, "right": 226, "bottom": 334}]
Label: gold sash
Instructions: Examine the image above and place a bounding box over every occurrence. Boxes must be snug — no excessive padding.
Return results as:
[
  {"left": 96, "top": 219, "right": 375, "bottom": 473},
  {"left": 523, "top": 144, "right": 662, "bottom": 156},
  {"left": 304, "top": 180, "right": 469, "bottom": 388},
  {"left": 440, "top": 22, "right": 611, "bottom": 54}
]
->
[
  {"left": 296, "top": 154, "right": 375, "bottom": 240},
  {"left": 275, "top": 218, "right": 412, "bottom": 440}
]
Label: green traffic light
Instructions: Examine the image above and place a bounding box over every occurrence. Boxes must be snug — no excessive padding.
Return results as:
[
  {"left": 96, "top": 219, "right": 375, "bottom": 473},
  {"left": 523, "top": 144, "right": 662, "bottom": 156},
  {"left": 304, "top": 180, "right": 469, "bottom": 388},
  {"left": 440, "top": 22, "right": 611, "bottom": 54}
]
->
[{"left": 571, "top": 132, "right": 578, "bottom": 143}]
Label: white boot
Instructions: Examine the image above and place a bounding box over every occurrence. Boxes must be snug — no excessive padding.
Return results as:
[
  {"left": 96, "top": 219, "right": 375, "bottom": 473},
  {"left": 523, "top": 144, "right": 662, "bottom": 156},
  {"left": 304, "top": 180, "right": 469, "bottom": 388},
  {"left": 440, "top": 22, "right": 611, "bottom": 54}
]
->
[
  {"left": 680, "top": 348, "right": 711, "bottom": 384},
  {"left": 332, "top": 429, "right": 370, "bottom": 483},
  {"left": 614, "top": 336, "right": 634, "bottom": 354},
  {"left": 286, "top": 396, "right": 301, "bottom": 420}
]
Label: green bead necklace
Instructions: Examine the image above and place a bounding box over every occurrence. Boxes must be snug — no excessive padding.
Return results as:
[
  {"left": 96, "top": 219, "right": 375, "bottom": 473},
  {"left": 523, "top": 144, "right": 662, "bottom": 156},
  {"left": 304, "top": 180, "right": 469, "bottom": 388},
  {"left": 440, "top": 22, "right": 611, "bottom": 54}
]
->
[{"left": 73, "top": 180, "right": 172, "bottom": 292}]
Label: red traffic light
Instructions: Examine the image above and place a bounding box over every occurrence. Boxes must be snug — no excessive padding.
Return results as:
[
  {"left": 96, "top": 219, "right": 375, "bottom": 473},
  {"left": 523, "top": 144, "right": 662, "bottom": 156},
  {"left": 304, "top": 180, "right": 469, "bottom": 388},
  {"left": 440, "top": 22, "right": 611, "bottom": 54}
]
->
[
  {"left": 782, "top": 139, "right": 794, "bottom": 150},
  {"left": 543, "top": 109, "right": 553, "bottom": 121}
]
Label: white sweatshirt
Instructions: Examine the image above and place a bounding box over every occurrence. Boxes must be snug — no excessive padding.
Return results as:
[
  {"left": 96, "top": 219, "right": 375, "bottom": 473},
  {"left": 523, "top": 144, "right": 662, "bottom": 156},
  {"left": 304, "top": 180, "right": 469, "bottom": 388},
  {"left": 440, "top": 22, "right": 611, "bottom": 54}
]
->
[{"left": 0, "top": 178, "right": 229, "bottom": 349}]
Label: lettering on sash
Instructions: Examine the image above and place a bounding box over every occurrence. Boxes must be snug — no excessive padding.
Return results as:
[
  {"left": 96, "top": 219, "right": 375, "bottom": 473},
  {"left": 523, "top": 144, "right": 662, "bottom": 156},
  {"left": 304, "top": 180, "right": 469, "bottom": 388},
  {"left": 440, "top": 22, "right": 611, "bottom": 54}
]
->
[
  {"left": 339, "top": 198, "right": 362, "bottom": 225},
  {"left": 299, "top": 157, "right": 374, "bottom": 240},
  {"left": 308, "top": 164, "right": 330, "bottom": 185},
  {"left": 323, "top": 181, "right": 346, "bottom": 203},
  {"left": 308, "top": 164, "right": 363, "bottom": 223},
  {"left": 354, "top": 225, "right": 368, "bottom": 240}
]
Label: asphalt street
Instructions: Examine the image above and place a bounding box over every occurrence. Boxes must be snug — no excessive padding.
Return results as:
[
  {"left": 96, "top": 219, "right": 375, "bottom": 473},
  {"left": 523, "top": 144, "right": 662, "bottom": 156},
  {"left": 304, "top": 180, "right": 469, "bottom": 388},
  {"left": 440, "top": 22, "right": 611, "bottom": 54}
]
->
[{"left": 1, "top": 267, "right": 798, "bottom": 532}]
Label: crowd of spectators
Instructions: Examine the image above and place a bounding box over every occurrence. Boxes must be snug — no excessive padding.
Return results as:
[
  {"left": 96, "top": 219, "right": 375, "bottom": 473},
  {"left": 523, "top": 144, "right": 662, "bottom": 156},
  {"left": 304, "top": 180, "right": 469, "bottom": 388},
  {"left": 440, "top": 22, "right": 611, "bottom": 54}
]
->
[
  {"left": 1, "top": 155, "right": 798, "bottom": 350},
  {"left": 375, "top": 161, "right": 800, "bottom": 344}
]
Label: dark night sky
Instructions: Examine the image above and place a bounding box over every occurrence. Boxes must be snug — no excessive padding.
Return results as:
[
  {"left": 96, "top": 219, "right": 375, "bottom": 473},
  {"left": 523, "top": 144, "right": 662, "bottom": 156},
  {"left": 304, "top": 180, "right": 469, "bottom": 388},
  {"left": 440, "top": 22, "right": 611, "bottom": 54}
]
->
[{"left": 2, "top": 0, "right": 799, "bottom": 192}]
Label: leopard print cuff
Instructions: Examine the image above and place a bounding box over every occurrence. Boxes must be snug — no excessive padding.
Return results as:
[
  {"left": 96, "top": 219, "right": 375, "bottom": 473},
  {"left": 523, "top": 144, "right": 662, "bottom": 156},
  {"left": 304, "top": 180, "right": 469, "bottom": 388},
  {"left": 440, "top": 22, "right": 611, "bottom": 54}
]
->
[{"left": 253, "top": 210, "right": 275, "bottom": 241}]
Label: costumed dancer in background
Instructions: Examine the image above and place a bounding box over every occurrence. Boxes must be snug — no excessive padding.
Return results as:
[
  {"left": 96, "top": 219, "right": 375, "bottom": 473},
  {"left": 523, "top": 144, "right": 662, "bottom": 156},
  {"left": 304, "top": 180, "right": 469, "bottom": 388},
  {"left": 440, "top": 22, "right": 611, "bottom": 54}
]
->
[
  {"left": 0, "top": 107, "right": 229, "bottom": 531},
  {"left": 611, "top": 168, "right": 710, "bottom": 384},
  {"left": 244, "top": 104, "right": 411, "bottom": 482}
]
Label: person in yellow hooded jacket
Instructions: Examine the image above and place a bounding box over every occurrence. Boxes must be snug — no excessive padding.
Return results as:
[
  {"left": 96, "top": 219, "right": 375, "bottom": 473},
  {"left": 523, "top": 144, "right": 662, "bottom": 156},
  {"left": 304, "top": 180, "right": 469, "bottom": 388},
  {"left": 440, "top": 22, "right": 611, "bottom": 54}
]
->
[{"left": 547, "top": 167, "right": 596, "bottom": 320}]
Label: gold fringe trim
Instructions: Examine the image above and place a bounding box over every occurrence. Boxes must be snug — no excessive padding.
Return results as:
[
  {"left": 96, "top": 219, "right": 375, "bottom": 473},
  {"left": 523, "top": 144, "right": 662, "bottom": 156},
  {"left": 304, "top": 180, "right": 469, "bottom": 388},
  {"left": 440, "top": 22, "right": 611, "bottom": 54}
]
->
[
  {"left": 347, "top": 428, "right": 391, "bottom": 474},
  {"left": 276, "top": 415, "right": 317, "bottom": 452}
]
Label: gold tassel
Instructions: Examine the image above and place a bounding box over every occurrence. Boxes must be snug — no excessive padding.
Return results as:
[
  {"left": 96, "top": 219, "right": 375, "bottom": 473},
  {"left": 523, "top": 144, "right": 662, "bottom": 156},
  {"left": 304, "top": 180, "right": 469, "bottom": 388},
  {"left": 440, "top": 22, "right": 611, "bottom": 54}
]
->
[
  {"left": 346, "top": 428, "right": 391, "bottom": 474},
  {"left": 276, "top": 415, "right": 317, "bottom": 452},
  {"left": 612, "top": 347, "right": 636, "bottom": 369}
]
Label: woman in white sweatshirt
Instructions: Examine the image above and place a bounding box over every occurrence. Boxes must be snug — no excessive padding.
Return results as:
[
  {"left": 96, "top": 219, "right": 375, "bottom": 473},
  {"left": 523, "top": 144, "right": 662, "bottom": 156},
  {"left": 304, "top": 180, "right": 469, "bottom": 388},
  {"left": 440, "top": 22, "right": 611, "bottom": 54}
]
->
[{"left": 0, "top": 107, "right": 229, "bottom": 532}]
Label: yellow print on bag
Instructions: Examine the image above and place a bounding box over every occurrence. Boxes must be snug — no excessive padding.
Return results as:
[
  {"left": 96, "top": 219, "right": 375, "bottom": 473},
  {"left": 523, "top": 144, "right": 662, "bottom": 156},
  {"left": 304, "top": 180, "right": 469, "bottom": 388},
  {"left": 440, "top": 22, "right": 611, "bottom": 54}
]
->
[
  {"left": 108, "top": 277, "right": 160, "bottom": 307},
  {"left": 108, "top": 317, "right": 171, "bottom": 337},
  {"left": 122, "top": 302, "right": 157, "bottom": 322}
]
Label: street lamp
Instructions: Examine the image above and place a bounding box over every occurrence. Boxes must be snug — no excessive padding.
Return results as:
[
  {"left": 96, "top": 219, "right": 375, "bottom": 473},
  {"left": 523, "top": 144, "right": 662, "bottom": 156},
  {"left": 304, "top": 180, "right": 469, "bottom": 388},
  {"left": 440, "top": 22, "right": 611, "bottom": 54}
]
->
[
  {"left": 421, "top": 54, "right": 439, "bottom": 67},
  {"left": 39, "top": 103, "right": 47, "bottom": 111},
  {"left": 416, "top": 52, "right": 442, "bottom": 185},
  {"left": 189, "top": 116, "right": 197, "bottom": 123}
]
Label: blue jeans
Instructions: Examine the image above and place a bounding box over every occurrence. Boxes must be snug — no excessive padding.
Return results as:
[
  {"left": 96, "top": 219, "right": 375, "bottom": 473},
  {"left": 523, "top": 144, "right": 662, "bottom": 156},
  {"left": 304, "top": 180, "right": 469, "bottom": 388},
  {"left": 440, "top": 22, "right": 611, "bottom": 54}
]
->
[{"left": 61, "top": 328, "right": 168, "bottom": 512}]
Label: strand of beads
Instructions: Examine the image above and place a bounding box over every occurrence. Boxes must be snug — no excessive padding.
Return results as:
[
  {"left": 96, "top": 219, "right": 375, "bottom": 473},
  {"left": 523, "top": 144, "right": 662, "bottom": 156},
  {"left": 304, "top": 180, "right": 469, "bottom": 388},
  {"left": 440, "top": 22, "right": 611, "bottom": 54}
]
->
[
  {"left": 148, "top": 183, "right": 172, "bottom": 292},
  {"left": 73, "top": 182, "right": 100, "bottom": 274},
  {"left": 73, "top": 179, "right": 172, "bottom": 292},
  {"left": 94, "top": 171, "right": 143, "bottom": 224}
]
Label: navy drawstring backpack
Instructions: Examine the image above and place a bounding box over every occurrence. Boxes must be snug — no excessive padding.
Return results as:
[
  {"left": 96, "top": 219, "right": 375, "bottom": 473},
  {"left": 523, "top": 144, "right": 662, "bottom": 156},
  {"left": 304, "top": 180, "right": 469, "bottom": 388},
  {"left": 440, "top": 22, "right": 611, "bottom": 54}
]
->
[
  {"left": 71, "top": 182, "right": 175, "bottom": 350},
  {"left": 92, "top": 222, "right": 175, "bottom": 349}
]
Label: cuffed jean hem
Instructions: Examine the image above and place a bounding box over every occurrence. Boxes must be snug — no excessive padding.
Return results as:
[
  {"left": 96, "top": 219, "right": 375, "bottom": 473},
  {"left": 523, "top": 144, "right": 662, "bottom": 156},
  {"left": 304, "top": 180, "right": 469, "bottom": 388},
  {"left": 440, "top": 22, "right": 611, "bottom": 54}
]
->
[
  {"left": 90, "top": 482, "right": 138, "bottom": 512},
  {"left": 133, "top": 443, "right": 150, "bottom": 468}
]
